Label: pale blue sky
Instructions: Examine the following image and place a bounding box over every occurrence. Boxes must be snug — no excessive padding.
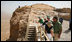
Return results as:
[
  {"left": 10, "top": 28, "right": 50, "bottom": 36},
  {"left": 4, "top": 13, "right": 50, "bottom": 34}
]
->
[{"left": 1, "top": 1, "right": 71, "bottom": 14}]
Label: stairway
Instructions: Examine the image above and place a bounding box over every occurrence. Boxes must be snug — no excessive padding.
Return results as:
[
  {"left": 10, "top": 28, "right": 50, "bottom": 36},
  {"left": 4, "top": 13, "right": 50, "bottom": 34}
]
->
[{"left": 25, "top": 26, "right": 36, "bottom": 41}]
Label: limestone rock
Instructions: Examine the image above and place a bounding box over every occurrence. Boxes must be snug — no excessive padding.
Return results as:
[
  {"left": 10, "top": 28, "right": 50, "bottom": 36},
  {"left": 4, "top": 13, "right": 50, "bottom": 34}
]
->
[
  {"left": 7, "top": 6, "right": 30, "bottom": 41},
  {"left": 7, "top": 3, "right": 60, "bottom": 41}
]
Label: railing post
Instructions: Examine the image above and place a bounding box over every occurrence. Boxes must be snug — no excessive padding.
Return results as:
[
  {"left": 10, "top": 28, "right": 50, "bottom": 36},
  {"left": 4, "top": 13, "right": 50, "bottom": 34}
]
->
[
  {"left": 42, "top": 27, "right": 50, "bottom": 41},
  {"left": 40, "top": 26, "right": 42, "bottom": 41}
]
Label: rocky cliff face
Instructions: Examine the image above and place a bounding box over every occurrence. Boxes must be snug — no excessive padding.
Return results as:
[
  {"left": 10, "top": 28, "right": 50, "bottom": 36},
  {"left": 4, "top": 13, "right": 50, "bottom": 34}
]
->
[
  {"left": 59, "top": 13, "right": 71, "bottom": 20},
  {"left": 7, "top": 6, "right": 31, "bottom": 41},
  {"left": 55, "top": 8, "right": 71, "bottom": 20},
  {"left": 55, "top": 8, "right": 71, "bottom": 13},
  {"left": 7, "top": 4, "right": 60, "bottom": 41}
]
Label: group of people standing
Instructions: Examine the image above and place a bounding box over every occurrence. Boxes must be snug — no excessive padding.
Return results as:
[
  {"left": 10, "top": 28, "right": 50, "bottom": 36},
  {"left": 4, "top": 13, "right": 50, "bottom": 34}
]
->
[{"left": 38, "top": 16, "right": 62, "bottom": 41}]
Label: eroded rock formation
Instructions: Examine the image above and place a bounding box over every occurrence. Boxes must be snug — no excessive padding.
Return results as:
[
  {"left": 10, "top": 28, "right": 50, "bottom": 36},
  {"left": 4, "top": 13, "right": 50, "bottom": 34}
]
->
[
  {"left": 7, "top": 6, "right": 31, "bottom": 41},
  {"left": 7, "top": 3, "right": 70, "bottom": 41}
]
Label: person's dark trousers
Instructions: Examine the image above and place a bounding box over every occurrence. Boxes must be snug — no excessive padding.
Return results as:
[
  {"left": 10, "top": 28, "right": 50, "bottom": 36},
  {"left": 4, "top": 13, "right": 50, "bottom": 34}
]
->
[{"left": 44, "top": 37, "right": 46, "bottom": 41}]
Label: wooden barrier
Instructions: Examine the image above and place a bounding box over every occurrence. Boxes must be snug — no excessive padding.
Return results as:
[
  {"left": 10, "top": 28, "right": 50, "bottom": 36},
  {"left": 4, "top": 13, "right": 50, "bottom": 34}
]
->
[{"left": 38, "top": 26, "right": 50, "bottom": 41}]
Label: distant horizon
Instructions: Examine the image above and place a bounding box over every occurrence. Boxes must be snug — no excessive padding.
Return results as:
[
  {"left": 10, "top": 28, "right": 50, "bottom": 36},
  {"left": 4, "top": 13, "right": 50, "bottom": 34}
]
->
[{"left": 1, "top": 1, "right": 71, "bottom": 15}]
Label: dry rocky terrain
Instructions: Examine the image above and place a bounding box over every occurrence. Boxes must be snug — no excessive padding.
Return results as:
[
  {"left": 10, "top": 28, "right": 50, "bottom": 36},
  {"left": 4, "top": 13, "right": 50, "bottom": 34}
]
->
[{"left": 1, "top": 3, "right": 71, "bottom": 41}]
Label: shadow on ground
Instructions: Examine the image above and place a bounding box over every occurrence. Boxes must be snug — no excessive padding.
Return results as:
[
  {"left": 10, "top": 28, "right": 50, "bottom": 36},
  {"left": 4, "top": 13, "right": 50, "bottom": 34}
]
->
[{"left": 64, "top": 28, "right": 71, "bottom": 33}]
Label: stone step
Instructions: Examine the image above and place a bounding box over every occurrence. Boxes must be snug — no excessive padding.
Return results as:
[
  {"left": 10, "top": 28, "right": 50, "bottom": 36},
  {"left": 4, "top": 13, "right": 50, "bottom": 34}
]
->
[
  {"left": 28, "top": 33, "right": 35, "bottom": 35},
  {"left": 29, "top": 32, "right": 35, "bottom": 33},
  {"left": 29, "top": 26, "right": 35, "bottom": 28},
  {"left": 29, "top": 28, "right": 35, "bottom": 29},
  {"left": 28, "top": 38, "right": 35, "bottom": 41},
  {"left": 28, "top": 30, "right": 35, "bottom": 32},
  {"left": 28, "top": 35, "right": 35, "bottom": 37},
  {"left": 29, "top": 30, "right": 35, "bottom": 31},
  {"left": 29, "top": 28, "right": 35, "bottom": 30}
]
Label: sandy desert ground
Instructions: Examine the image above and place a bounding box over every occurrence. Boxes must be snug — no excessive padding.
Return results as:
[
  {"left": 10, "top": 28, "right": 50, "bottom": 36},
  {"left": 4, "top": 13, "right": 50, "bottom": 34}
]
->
[
  {"left": 1, "top": 20, "right": 10, "bottom": 41},
  {"left": 1, "top": 13, "right": 11, "bottom": 41}
]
